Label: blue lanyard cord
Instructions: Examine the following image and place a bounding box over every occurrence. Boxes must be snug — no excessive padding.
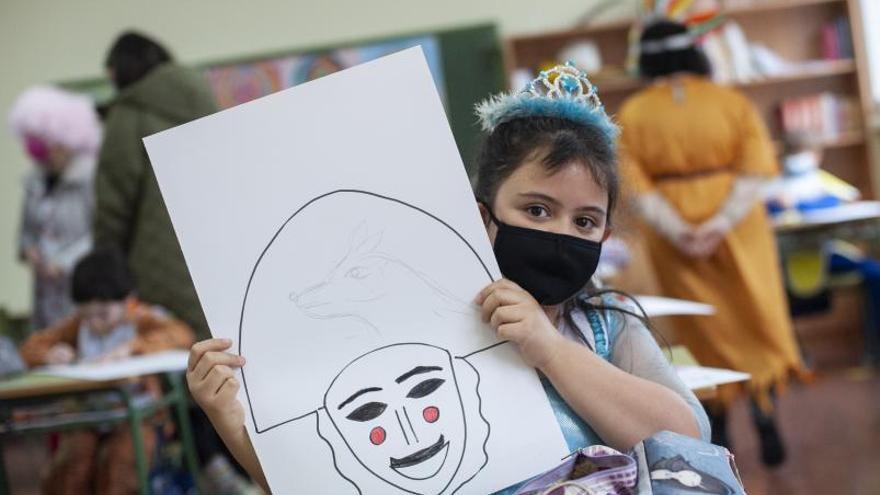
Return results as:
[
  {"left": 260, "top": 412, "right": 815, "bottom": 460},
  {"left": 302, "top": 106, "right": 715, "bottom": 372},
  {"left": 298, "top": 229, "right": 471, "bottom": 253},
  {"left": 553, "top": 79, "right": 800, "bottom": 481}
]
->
[{"left": 586, "top": 307, "right": 610, "bottom": 361}]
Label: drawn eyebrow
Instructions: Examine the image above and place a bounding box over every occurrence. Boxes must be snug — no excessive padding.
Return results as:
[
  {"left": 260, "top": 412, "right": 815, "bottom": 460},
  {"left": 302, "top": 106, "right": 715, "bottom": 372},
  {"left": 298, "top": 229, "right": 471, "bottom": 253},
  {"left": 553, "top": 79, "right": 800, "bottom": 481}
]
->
[
  {"left": 395, "top": 366, "right": 442, "bottom": 384},
  {"left": 338, "top": 387, "right": 383, "bottom": 410}
]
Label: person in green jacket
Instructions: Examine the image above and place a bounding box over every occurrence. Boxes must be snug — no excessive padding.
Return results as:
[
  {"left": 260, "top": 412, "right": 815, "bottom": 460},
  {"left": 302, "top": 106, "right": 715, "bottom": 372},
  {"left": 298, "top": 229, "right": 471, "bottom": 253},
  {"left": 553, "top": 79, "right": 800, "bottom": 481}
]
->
[
  {"left": 96, "top": 31, "right": 266, "bottom": 495},
  {"left": 95, "top": 31, "right": 216, "bottom": 342}
]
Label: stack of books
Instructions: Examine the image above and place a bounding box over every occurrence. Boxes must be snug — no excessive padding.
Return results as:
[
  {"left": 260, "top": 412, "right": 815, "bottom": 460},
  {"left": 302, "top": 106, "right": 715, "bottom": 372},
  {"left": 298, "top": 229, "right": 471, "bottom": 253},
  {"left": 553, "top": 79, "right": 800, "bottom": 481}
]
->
[{"left": 779, "top": 92, "right": 860, "bottom": 140}]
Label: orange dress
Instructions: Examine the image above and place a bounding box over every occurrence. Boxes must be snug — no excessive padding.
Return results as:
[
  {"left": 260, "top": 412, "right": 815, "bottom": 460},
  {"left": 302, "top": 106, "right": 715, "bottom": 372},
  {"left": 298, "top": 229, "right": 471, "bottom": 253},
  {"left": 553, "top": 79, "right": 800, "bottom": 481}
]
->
[{"left": 617, "top": 75, "right": 805, "bottom": 409}]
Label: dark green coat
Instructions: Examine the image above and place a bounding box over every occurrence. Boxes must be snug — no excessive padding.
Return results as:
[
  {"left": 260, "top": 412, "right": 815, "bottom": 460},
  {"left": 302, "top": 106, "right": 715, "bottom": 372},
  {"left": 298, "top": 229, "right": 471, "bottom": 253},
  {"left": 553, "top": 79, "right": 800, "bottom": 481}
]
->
[{"left": 94, "top": 63, "right": 217, "bottom": 339}]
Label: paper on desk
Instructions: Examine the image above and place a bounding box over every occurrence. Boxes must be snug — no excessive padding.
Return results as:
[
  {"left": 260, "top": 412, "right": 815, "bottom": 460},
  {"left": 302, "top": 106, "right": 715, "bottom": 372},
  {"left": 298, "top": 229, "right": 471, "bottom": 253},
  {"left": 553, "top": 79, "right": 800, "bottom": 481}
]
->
[
  {"left": 675, "top": 365, "right": 750, "bottom": 391},
  {"left": 634, "top": 295, "right": 715, "bottom": 317},
  {"left": 38, "top": 350, "right": 189, "bottom": 381}
]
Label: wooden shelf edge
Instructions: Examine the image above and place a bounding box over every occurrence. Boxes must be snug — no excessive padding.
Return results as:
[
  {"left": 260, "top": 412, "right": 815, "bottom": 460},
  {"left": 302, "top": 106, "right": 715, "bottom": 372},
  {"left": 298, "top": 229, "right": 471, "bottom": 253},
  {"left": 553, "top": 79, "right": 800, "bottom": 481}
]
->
[
  {"left": 772, "top": 131, "right": 866, "bottom": 152},
  {"left": 508, "top": 0, "right": 846, "bottom": 45},
  {"left": 739, "top": 60, "right": 856, "bottom": 87},
  {"left": 724, "top": 0, "right": 845, "bottom": 16},
  {"left": 588, "top": 59, "right": 855, "bottom": 94}
]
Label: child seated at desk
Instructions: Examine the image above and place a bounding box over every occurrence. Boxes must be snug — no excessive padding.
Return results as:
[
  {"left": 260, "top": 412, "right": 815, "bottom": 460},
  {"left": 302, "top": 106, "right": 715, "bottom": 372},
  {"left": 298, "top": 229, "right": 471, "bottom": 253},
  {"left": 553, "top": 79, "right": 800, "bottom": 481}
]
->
[
  {"left": 19, "top": 247, "right": 195, "bottom": 495},
  {"left": 764, "top": 131, "right": 860, "bottom": 222}
]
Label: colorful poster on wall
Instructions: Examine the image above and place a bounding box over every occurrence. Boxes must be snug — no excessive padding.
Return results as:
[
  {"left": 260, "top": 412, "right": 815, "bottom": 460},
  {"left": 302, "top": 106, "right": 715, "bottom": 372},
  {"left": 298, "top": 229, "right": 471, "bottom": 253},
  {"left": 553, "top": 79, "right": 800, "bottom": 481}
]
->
[{"left": 205, "top": 36, "right": 445, "bottom": 108}]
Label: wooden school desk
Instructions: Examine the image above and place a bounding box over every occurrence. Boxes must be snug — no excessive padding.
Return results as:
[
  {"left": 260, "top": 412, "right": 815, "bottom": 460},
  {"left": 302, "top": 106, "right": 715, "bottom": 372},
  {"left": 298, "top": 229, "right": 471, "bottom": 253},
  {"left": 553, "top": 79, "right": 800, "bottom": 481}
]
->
[
  {"left": 0, "top": 351, "right": 199, "bottom": 495},
  {"left": 774, "top": 200, "right": 880, "bottom": 249}
]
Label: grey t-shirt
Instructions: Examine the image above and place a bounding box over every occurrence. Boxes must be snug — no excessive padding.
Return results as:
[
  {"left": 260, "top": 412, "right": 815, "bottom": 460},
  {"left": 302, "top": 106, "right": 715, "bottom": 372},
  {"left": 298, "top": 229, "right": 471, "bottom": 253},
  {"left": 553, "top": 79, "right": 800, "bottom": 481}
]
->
[{"left": 558, "top": 296, "right": 712, "bottom": 443}]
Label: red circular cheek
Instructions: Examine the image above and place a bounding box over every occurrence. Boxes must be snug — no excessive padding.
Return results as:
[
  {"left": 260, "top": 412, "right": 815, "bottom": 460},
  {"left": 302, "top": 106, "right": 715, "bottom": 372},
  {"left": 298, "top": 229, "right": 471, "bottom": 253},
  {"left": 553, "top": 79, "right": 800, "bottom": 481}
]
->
[
  {"left": 369, "top": 426, "right": 386, "bottom": 445},
  {"left": 423, "top": 406, "right": 440, "bottom": 423}
]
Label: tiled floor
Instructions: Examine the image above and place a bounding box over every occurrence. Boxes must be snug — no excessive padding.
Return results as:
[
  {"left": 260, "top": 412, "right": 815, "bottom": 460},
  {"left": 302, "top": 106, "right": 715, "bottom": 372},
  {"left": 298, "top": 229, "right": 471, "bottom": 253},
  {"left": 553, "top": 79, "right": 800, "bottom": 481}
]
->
[{"left": 3, "top": 369, "right": 880, "bottom": 494}]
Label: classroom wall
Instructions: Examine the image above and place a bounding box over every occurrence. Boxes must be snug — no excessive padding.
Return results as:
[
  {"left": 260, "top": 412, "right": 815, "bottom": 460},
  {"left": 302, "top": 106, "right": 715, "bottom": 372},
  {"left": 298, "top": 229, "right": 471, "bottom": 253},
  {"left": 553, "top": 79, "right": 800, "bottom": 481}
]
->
[
  {"left": 862, "top": 0, "right": 880, "bottom": 108},
  {"left": 0, "top": 0, "right": 635, "bottom": 314}
]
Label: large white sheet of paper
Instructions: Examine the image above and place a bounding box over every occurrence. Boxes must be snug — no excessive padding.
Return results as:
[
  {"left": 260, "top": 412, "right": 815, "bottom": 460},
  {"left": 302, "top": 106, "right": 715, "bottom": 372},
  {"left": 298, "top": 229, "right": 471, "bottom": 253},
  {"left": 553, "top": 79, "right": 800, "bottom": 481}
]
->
[
  {"left": 145, "top": 47, "right": 568, "bottom": 494},
  {"left": 38, "top": 350, "right": 189, "bottom": 381}
]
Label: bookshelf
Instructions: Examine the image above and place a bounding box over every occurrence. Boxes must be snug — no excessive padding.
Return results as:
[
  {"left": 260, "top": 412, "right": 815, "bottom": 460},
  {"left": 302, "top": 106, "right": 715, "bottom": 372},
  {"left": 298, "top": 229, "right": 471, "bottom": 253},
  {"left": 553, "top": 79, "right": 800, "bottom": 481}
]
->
[
  {"left": 504, "top": 0, "right": 877, "bottom": 197},
  {"left": 504, "top": 0, "right": 877, "bottom": 367}
]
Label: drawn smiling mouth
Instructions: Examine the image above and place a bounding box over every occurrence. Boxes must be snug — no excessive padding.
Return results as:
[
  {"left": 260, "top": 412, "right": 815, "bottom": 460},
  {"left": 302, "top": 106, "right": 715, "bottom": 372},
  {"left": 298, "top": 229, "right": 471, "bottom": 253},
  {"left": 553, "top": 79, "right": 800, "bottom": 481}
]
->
[{"left": 389, "top": 435, "right": 450, "bottom": 480}]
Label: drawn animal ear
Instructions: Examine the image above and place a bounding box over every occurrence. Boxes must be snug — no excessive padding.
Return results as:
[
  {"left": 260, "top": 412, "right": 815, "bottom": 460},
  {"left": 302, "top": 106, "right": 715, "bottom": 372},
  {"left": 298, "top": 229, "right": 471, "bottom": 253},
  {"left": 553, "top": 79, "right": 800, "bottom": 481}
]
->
[
  {"left": 348, "top": 222, "right": 370, "bottom": 253},
  {"left": 358, "top": 230, "right": 383, "bottom": 254},
  {"left": 338, "top": 221, "right": 370, "bottom": 263}
]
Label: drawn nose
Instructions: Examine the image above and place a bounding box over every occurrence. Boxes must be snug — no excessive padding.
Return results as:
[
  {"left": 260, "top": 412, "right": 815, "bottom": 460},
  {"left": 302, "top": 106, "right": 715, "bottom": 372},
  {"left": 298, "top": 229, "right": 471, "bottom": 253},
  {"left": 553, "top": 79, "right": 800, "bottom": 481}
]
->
[{"left": 401, "top": 406, "right": 421, "bottom": 444}]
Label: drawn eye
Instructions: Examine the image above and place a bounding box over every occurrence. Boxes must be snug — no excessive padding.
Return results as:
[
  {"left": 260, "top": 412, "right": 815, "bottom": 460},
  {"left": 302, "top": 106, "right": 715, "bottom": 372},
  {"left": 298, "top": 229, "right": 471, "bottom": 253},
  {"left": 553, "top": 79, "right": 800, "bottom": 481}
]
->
[
  {"left": 346, "top": 266, "right": 369, "bottom": 279},
  {"left": 346, "top": 402, "right": 387, "bottom": 422},
  {"left": 406, "top": 378, "right": 445, "bottom": 399},
  {"left": 423, "top": 406, "right": 440, "bottom": 423},
  {"left": 369, "top": 426, "right": 386, "bottom": 445}
]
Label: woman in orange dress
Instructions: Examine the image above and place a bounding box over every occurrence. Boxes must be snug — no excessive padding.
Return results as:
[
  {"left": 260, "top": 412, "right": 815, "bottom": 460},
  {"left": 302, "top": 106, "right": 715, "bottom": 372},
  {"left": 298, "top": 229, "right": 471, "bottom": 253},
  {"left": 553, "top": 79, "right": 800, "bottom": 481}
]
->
[{"left": 618, "top": 20, "right": 806, "bottom": 466}]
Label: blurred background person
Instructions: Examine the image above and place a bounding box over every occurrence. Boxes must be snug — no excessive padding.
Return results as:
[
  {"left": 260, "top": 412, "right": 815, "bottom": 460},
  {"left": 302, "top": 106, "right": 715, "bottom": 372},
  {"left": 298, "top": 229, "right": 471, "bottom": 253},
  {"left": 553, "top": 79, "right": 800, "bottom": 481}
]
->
[
  {"left": 95, "top": 30, "right": 262, "bottom": 493},
  {"left": 8, "top": 85, "right": 101, "bottom": 331},
  {"left": 19, "top": 247, "right": 196, "bottom": 495},
  {"left": 617, "top": 19, "right": 806, "bottom": 467},
  {"left": 94, "top": 30, "right": 215, "bottom": 342}
]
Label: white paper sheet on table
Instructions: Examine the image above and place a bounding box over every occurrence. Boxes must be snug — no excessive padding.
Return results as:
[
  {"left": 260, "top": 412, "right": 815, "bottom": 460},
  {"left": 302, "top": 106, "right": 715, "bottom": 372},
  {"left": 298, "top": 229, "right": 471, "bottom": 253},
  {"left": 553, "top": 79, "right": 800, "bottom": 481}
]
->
[
  {"left": 675, "top": 365, "right": 750, "bottom": 390},
  {"left": 634, "top": 295, "right": 715, "bottom": 317},
  {"left": 39, "top": 350, "right": 189, "bottom": 381},
  {"left": 144, "top": 47, "right": 568, "bottom": 495}
]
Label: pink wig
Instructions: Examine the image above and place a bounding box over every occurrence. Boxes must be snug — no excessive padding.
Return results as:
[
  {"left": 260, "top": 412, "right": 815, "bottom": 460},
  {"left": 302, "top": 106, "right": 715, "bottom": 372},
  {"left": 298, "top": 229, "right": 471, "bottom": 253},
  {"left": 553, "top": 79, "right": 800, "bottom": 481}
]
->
[{"left": 8, "top": 85, "right": 102, "bottom": 155}]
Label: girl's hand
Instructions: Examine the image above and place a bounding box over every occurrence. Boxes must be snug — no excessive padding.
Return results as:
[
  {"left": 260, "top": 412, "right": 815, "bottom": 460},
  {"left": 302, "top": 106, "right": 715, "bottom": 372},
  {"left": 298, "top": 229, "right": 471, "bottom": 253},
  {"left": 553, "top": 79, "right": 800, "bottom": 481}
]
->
[
  {"left": 475, "top": 278, "right": 565, "bottom": 369},
  {"left": 187, "top": 339, "right": 246, "bottom": 435},
  {"left": 46, "top": 342, "right": 75, "bottom": 364}
]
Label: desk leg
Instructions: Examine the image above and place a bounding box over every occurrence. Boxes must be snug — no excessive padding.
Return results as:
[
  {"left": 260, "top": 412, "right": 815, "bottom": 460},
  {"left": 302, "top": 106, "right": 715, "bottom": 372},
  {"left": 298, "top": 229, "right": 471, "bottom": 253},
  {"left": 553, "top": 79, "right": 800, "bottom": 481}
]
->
[
  {"left": 167, "top": 373, "right": 201, "bottom": 490},
  {"left": 119, "top": 387, "right": 150, "bottom": 495}
]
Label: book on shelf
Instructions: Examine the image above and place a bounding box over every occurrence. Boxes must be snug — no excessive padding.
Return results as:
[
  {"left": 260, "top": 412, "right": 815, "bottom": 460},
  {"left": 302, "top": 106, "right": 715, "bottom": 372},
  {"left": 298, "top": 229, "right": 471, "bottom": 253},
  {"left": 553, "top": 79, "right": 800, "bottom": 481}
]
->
[
  {"left": 822, "top": 16, "right": 854, "bottom": 60},
  {"left": 779, "top": 92, "right": 860, "bottom": 141}
]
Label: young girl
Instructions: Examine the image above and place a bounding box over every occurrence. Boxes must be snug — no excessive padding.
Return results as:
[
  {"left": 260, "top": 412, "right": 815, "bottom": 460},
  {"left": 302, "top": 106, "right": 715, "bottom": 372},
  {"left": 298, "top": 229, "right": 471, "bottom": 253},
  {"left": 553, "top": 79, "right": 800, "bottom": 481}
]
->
[{"left": 186, "top": 62, "right": 709, "bottom": 493}]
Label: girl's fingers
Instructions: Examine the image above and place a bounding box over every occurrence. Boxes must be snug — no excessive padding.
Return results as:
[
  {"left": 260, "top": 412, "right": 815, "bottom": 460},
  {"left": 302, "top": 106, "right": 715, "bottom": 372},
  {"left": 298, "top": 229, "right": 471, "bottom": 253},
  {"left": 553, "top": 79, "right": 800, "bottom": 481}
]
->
[
  {"left": 188, "top": 339, "right": 232, "bottom": 371},
  {"left": 479, "top": 288, "right": 529, "bottom": 321},
  {"left": 216, "top": 375, "right": 241, "bottom": 401},
  {"left": 475, "top": 278, "right": 523, "bottom": 304},
  {"left": 203, "top": 364, "right": 235, "bottom": 395},
  {"left": 496, "top": 322, "right": 520, "bottom": 341},
  {"left": 192, "top": 350, "right": 245, "bottom": 382},
  {"left": 480, "top": 289, "right": 523, "bottom": 321},
  {"left": 490, "top": 304, "right": 523, "bottom": 328}
]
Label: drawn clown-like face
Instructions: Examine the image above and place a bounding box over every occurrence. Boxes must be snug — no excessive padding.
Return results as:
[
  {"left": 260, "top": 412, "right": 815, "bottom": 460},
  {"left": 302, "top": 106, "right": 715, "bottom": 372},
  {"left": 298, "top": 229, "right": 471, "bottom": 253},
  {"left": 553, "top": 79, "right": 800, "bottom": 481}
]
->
[{"left": 324, "top": 343, "right": 467, "bottom": 494}]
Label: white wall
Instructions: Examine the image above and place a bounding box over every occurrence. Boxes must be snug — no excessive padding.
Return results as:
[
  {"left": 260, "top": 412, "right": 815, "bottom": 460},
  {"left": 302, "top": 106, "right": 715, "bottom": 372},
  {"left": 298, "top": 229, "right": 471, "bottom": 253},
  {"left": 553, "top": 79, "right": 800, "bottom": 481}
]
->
[
  {"left": 0, "top": 0, "right": 635, "bottom": 314},
  {"left": 861, "top": 0, "right": 880, "bottom": 108}
]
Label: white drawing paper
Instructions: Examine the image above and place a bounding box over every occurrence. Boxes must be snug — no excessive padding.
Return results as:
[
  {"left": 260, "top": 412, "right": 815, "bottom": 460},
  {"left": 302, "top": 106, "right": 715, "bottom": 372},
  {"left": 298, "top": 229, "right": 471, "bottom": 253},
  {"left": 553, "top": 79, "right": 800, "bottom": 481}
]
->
[
  {"left": 675, "top": 366, "right": 751, "bottom": 391},
  {"left": 38, "top": 350, "right": 189, "bottom": 381},
  {"left": 144, "top": 47, "right": 569, "bottom": 494},
  {"left": 633, "top": 295, "right": 715, "bottom": 317}
]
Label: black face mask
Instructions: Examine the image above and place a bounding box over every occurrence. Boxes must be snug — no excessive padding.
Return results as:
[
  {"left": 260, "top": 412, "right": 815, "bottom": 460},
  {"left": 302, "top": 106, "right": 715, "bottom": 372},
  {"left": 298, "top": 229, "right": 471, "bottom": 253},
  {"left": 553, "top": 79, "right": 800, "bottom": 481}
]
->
[{"left": 483, "top": 205, "right": 603, "bottom": 306}]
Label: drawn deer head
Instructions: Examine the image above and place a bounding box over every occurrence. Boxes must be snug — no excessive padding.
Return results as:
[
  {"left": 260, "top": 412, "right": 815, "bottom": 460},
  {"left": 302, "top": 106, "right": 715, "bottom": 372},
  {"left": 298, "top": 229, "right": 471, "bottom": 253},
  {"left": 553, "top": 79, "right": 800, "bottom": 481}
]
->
[{"left": 290, "top": 223, "right": 392, "bottom": 320}]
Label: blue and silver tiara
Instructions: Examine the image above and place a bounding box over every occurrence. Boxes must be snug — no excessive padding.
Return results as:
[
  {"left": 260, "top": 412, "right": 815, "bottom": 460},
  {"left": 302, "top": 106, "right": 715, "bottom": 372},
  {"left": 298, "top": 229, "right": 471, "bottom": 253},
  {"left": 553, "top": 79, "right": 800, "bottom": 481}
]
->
[{"left": 475, "top": 61, "right": 618, "bottom": 143}]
